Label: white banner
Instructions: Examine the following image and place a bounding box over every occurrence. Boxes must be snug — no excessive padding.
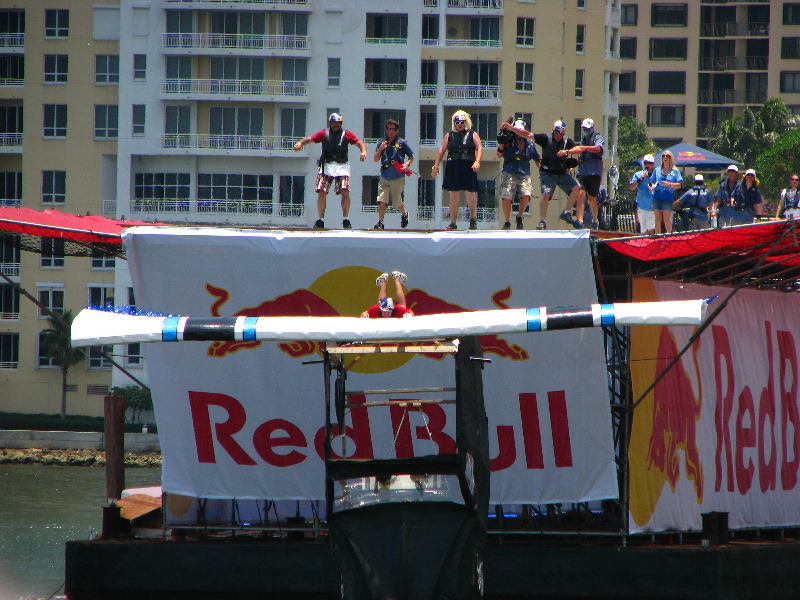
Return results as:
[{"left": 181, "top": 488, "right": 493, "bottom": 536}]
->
[
  {"left": 629, "top": 279, "right": 800, "bottom": 532},
  {"left": 124, "top": 228, "right": 617, "bottom": 504}
]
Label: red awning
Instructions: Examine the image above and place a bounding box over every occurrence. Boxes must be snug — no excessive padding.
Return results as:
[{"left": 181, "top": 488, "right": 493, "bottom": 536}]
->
[{"left": 0, "top": 207, "right": 157, "bottom": 244}]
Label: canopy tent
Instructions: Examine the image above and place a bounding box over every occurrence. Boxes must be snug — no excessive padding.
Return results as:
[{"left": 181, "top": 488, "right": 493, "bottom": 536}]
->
[{"left": 630, "top": 142, "right": 743, "bottom": 170}]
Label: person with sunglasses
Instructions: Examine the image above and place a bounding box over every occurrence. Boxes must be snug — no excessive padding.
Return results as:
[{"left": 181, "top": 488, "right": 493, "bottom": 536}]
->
[
  {"left": 629, "top": 154, "right": 656, "bottom": 234},
  {"left": 373, "top": 119, "right": 414, "bottom": 230},
  {"left": 714, "top": 166, "right": 763, "bottom": 227},
  {"left": 649, "top": 150, "right": 682, "bottom": 234},
  {"left": 496, "top": 118, "right": 540, "bottom": 230},
  {"left": 431, "top": 110, "right": 483, "bottom": 230},
  {"left": 777, "top": 174, "right": 800, "bottom": 219}
]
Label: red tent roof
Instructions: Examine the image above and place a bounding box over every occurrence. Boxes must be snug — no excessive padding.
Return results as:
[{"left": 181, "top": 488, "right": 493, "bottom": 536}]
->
[{"left": 0, "top": 207, "right": 157, "bottom": 244}]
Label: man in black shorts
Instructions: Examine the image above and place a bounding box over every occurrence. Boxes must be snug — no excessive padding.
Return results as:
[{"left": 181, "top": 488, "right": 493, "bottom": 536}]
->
[{"left": 565, "top": 118, "right": 604, "bottom": 230}]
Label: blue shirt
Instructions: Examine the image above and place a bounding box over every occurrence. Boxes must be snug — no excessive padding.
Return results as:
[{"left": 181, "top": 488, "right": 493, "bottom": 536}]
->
[
  {"left": 630, "top": 168, "right": 654, "bottom": 211},
  {"left": 377, "top": 138, "right": 414, "bottom": 181},
  {"left": 677, "top": 186, "right": 714, "bottom": 220},
  {"left": 649, "top": 167, "right": 683, "bottom": 202},
  {"left": 576, "top": 130, "right": 605, "bottom": 177},
  {"left": 500, "top": 139, "right": 539, "bottom": 176}
]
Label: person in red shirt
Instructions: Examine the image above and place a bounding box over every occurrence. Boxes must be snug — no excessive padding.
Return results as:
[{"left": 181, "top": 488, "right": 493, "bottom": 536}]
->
[{"left": 361, "top": 271, "right": 414, "bottom": 318}]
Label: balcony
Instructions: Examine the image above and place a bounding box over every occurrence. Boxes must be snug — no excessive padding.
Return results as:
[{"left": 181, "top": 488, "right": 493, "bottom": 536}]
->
[
  {"left": 444, "top": 84, "right": 500, "bottom": 100},
  {"left": 364, "top": 82, "right": 406, "bottom": 92},
  {"left": 161, "top": 133, "right": 298, "bottom": 151},
  {"left": 0, "top": 34, "right": 24, "bottom": 49},
  {"left": 130, "top": 198, "right": 305, "bottom": 218},
  {"left": 447, "top": 0, "right": 503, "bottom": 8},
  {"left": 445, "top": 38, "right": 500, "bottom": 48},
  {"left": 0, "top": 262, "right": 19, "bottom": 276},
  {"left": 699, "top": 22, "right": 769, "bottom": 37},
  {"left": 162, "top": 33, "right": 308, "bottom": 51},
  {"left": 165, "top": 0, "right": 307, "bottom": 3},
  {"left": 0, "top": 133, "right": 22, "bottom": 152},
  {"left": 0, "top": 311, "right": 19, "bottom": 320},
  {"left": 698, "top": 56, "right": 768, "bottom": 71},
  {"left": 365, "top": 37, "right": 407, "bottom": 45},
  {"left": 698, "top": 89, "right": 767, "bottom": 104},
  {"left": 0, "top": 78, "right": 23, "bottom": 87},
  {"left": 161, "top": 78, "right": 308, "bottom": 97}
]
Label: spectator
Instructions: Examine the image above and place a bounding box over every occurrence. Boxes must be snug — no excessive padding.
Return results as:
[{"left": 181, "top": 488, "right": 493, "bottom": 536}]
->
[
  {"left": 674, "top": 174, "right": 714, "bottom": 231},
  {"left": 776, "top": 174, "right": 800, "bottom": 219},
  {"left": 566, "top": 118, "right": 605, "bottom": 229},
  {"left": 649, "top": 150, "right": 682, "bottom": 234},
  {"left": 629, "top": 154, "right": 656, "bottom": 235},
  {"left": 712, "top": 165, "right": 742, "bottom": 227},
  {"left": 431, "top": 110, "right": 483, "bottom": 230},
  {"left": 715, "top": 166, "right": 762, "bottom": 226},
  {"left": 373, "top": 119, "right": 413, "bottom": 230},
  {"left": 361, "top": 271, "right": 413, "bottom": 318},
  {"left": 496, "top": 118, "right": 540, "bottom": 230},
  {"left": 293, "top": 113, "right": 367, "bottom": 229}
]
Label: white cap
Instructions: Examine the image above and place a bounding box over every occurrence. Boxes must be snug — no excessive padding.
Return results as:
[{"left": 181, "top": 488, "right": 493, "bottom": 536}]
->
[
  {"left": 553, "top": 120, "right": 566, "bottom": 132},
  {"left": 581, "top": 118, "right": 594, "bottom": 129},
  {"left": 727, "top": 164, "right": 739, "bottom": 172},
  {"left": 513, "top": 119, "right": 527, "bottom": 130},
  {"left": 694, "top": 174, "right": 704, "bottom": 182},
  {"left": 745, "top": 168, "right": 756, "bottom": 176},
  {"left": 643, "top": 154, "right": 655, "bottom": 163}
]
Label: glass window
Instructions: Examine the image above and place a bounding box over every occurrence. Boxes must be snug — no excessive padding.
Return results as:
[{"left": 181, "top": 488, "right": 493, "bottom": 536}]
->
[
  {"left": 278, "top": 175, "right": 305, "bottom": 217},
  {"left": 619, "top": 104, "right": 637, "bottom": 118},
  {"left": 43, "top": 104, "right": 67, "bottom": 138},
  {"left": 95, "top": 55, "right": 119, "bottom": 84},
  {"left": 281, "top": 107, "right": 306, "bottom": 139},
  {"left": 620, "top": 37, "right": 637, "bottom": 59},
  {"left": 88, "top": 345, "right": 113, "bottom": 369},
  {"left": 648, "top": 71, "right": 686, "bottom": 94},
  {"left": 91, "top": 247, "right": 115, "bottom": 269},
  {"left": 44, "top": 54, "right": 68, "bottom": 83},
  {"left": 517, "top": 18, "right": 535, "bottom": 47},
  {"left": 89, "top": 286, "right": 114, "bottom": 309},
  {"left": 0, "top": 55, "right": 23, "bottom": 81},
  {"left": 472, "top": 113, "right": 498, "bottom": 144},
  {"left": 40, "top": 238, "right": 65, "bottom": 268},
  {"left": 650, "top": 38, "right": 688, "bottom": 60},
  {"left": 0, "top": 283, "right": 19, "bottom": 319},
  {"left": 515, "top": 63, "right": 534, "bottom": 93},
  {"left": 781, "top": 72, "right": 800, "bottom": 93},
  {"left": 0, "top": 172, "right": 22, "bottom": 207},
  {"left": 619, "top": 71, "right": 636, "bottom": 93},
  {"left": 132, "top": 105, "right": 145, "bottom": 136},
  {"left": 576, "top": 25, "right": 586, "bottom": 54},
  {"left": 575, "top": 69, "right": 585, "bottom": 99},
  {"left": 648, "top": 105, "right": 686, "bottom": 126},
  {"left": 327, "top": 58, "right": 340, "bottom": 87},
  {"left": 0, "top": 10, "right": 25, "bottom": 36},
  {"left": 38, "top": 287, "right": 64, "bottom": 318},
  {"left": 38, "top": 331, "right": 57, "bottom": 368},
  {"left": 781, "top": 38, "right": 800, "bottom": 60},
  {"left": 784, "top": 4, "right": 800, "bottom": 25},
  {"left": 94, "top": 105, "right": 119, "bottom": 138},
  {"left": 133, "top": 54, "right": 147, "bottom": 79},
  {"left": 621, "top": 4, "right": 638, "bottom": 26},
  {"left": 420, "top": 112, "right": 437, "bottom": 142},
  {"left": 0, "top": 332, "right": 19, "bottom": 369},
  {"left": 133, "top": 172, "right": 191, "bottom": 213},
  {"left": 651, "top": 4, "right": 688, "bottom": 27},
  {"left": 44, "top": 9, "right": 69, "bottom": 38},
  {"left": 41, "top": 170, "right": 66, "bottom": 204},
  {"left": 422, "top": 15, "right": 439, "bottom": 43}
]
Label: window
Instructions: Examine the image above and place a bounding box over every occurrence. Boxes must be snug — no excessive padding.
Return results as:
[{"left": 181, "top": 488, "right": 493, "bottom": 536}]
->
[
  {"left": 0, "top": 55, "right": 23, "bottom": 82},
  {"left": 367, "top": 14, "right": 408, "bottom": 41},
  {"left": 133, "top": 172, "right": 191, "bottom": 212},
  {"left": 515, "top": 63, "right": 534, "bottom": 93},
  {"left": 0, "top": 283, "right": 19, "bottom": 319},
  {"left": 38, "top": 331, "right": 57, "bottom": 368},
  {"left": 418, "top": 179, "right": 435, "bottom": 215},
  {"left": 473, "top": 113, "right": 498, "bottom": 145},
  {"left": 576, "top": 25, "right": 586, "bottom": 54},
  {"left": 44, "top": 54, "right": 67, "bottom": 83},
  {"left": 648, "top": 105, "right": 686, "bottom": 126},
  {"left": 89, "top": 285, "right": 114, "bottom": 309},
  {"left": 91, "top": 247, "right": 115, "bottom": 269},
  {"left": 0, "top": 172, "right": 22, "bottom": 207},
  {"left": 38, "top": 286, "right": 64, "bottom": 318},
  {"left": 0, "top": 333, "right": 19, "bottom": 369},
  {"left": 620, "top": 37, "right": 637, "bottom": 59},
  {"left": 0, "top": 236, "right": 20, "bottom": 268},
  {"left": 517, "top": 17, "right": 535, "bottom": 47},
  {"left": 652, "top": 4, "right": 687, "bottom": 27},
  {"left": 781, "top": 72, "right": 800, "bottom": 93},
  {"left": 650, "top": 38, "right": 688, "bottom": 60},
  {"left": 127, "top": 342, "right": 142, "bottom": 366},
  {"left": 278, "top": 175, "right": 305, "bottom": 217},
  {"left": 197, "top": 173, "right": 273, "bottom": 213},
  {"left": 94, "top": 105, "right": 119, "bottom": 138},
  {"left": 784, "top": 4, "right": 800, "bottom": 25},
  {"left": 575, "top": 69, "right": 585, "bottom": 99},
  {"left": 165, "top": 105, "right": 190, "bottom": 134},
  {"left": 619, "top": 71, "right": 636, "bottom": 93},
  {"left": 0, "top": 10, "right": 25, "bottom": 36},
  {"left": 621, "top": 4, "right": 638, "bottom": 26},
  {"left": 45, "top": 9, "right": 69, "bottom": 38},
  {"left": 782, "top": 38, "right": 800, "bottom": 60},
  {"left": 619, "top": 104, "right": 637, "bottom": 118},
  {"left": 43, "top": 104, "right": 67, "bottom": 138},
  {"left": 41, "top": 170, "right": 66, "bottom": 204},
  {"left": 95, "top": 55, "right": 119, "bottom": 84},
  {"left": 420, "top": 112, "right": 437, "bottom": 142},
  {"left": 328, "top": 58, "right": 340, "bottom": 87},
  {"left": 577, "top": 0, "right": 586, "bottom": 8},
  {"left": 649, "top": 71, "right": 686, "bottom": 94},
  {"left": 365, "top": 59, "right": 407, "bottom": 88},
  {"left": 421, "top": 61, "right": 437, "bottom": 86},
  {"left": 209, "top": 106, "right": 263, "bottom": 136},
  {"left": 469, "top": 17, "right": 500, "bottom": 45},
  {"left": 422, "top": 15, "right": 439, "bottom": 43},
  {"left": 132, "top": 105, "right": 145, "bottom": 136},
  {"left": 133, "top": 54, "right": 147, "bottom": 80},
  {"left": 88, "top": 345, "right": 113, "bottom": 369},
  {"left": 281, "top": 107, "right": 306, "bottom": 139},
  {"left": 166, "top": 55, "right": 192, "bottom": 80},
  {"left": 281, "top": 58, "right": 307, "bottom": 83},
  {"left": 40, "top": 237, "right": 65, "bottom": 268},
  {"left": 166, "top": 10, "right": 193, "bottom": 35}
]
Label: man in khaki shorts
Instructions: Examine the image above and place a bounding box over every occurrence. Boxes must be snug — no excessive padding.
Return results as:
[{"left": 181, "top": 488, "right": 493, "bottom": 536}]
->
[
  {"left": 373, "top": 119, "right": 414, "bottom": 230},
  {"left": 496, "top": 119, "right": 540, "bottom": 229}
]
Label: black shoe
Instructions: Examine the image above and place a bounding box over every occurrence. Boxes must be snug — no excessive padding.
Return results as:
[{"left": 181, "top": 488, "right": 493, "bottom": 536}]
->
[
  {"left": 313, "top": 219, "right": 325, "bottom": 229},
  {"left": 400, "top": 212, "right": 409, "bottom": 228},
  {"left": 559, "top": 211, "right": 574, "bottom": 224},
  {"left": 342, "top": 218, "right": 352, "bottom": 229},
  {"left": 374, "top": 221, "right": 384, "bottom": 230},
  {"left": 445, "top": 222, "right": 458, "bottom": 230},
  {"left": 502, "top": 221, "right": 511, "bottom": 230},
  {"left": 516, "top": 215, "right": 524, "bottom": 230},
  {"left": 469, "top": 218, "right": 477, "bottom": 230},
  {"left": 536, "top": 220, "right": 547, "bottom": 230}
]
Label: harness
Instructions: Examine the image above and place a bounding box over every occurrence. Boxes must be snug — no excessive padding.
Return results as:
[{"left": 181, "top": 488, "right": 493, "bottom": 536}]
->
[
  {"left": 684, "top": 187, "right": 708, "bottom": 215},
  {"left": 446, "top": 130, "right": 476, "bottom": 161},
  {"left": 783, "top": 188, "right": 800, "bottom": 211},
  {"left": 380, "top": 139, "right": 406, "bottom": 170},
  {"left": 579, "top": 131, "right": 603, "bottom": 162},
  {"left": 718, "top": 179, "right": 744, "bottom": 209},
  {"left": 321, "top": 129, "right": 348, "bottom": 164}
]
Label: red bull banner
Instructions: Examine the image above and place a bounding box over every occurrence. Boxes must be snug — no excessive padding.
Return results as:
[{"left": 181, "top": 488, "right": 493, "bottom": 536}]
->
[
  {"left": 123, "top": 228, "right": 617, "bottom": 504},
  {"left": 630, "top": 278, "right": 800, "bottom": 533}
]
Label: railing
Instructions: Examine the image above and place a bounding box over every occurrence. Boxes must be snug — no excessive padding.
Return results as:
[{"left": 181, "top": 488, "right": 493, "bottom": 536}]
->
[
  {"left": 0, "top": 361, "right": 18, "bottom": 369},
  {"left": 420, "top": 85, "right": 437, "bottom": 98},
  {"left": 422, "top": 38, "right": 438, "bottom": 46},
  {"left": 605, "top": 51, "right": 620, "bottom": 61},
  {"left": 197, "top": 200, "right": 273, "bottom": 214},
  {"left": 445, "top": 38, "right": 501, "bottom": 48},
  {"left": 0, "top": 263, "right": 20, "bottom": 276},
  {"left": 698, "top": 55, "right": 768, "bottom": 71},
  {"left": 697, "top": 89, "right": 767, "bottom": 104},
  {"left": 0, "top": 34, "right": 24, "bottom": 48},
  {"left": 444, "top": 84, "right": 500, "bottom": 100},
  {"left": 365, "top": 37, "right": 407, "bottom": 44},
  {"left": 165, "top": 0, "right": 308, "bottom": 3},
  {"left": 0, "top": 134, "right": 22, "bottom": 147},
  {"left": 162, "top": 33, "right": 308, "bottom": 50},
  {"left": 161, "top": 133, "right": 299, "bottom": 150},
  {"left": 447, "top": 0, "right": 503, "bottom": 8},
  {"left": 102, "top": 199, "right": 116, "bottom": 214},
  {"left": 699, "top": 22, "right": 769, "bottom": 37},
  {"left": 278, "top": 204, "right": 304, "bottom": 218},
  {"left": 442, "top": 206, "right": 497, "bottom": 222},
  {"left": 0, "top": 199, "right": 20, "bottom": 208},
  {"left": 364, "top": 83, "right": 406, "bottom": 91},
  {"left": 131, "top": 199, "right": 191, "bottom": 213},
  {"left": 162, "top": 78, "right": 308, "bottom": 96},
  {"left": 417, "top": 206, "right": 435, "bottom": 221},
  {"left": 0, "top": 79, "right": 23, "bottom": 87},
  {"left": 0, "top": 312, "right": 20, "bottom": 320}
]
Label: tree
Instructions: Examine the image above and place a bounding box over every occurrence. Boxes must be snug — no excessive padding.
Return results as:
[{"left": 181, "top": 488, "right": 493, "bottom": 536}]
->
[
  {"left": 615, "top": 117, "right": 659, "bottom": 201},
  {"left": 754, "top": 127, "right": 800, "bottom": 202},
  {"left": 111, "top": 385, "right": 153, "bottom": 425},
  {"left": 40, "top": 310, "right": 85, "bottom": 419}
]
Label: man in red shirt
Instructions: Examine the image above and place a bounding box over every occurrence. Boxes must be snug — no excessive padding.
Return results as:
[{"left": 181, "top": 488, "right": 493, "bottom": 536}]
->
[{"left": 361, "top": 271, "right": 414, "bottom": 318}]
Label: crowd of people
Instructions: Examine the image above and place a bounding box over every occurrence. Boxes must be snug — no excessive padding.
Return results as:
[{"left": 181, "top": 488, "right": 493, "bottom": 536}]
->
[{"left": 294, "top": 111, "right": 796, "bottom": 234}]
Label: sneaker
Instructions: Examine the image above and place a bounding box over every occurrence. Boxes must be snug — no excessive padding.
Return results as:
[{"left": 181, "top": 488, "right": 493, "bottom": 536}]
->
[
  {"left": 374, "top": 221, "right": 384, "bottom": 230},
  {"left": 559, "top": 210, "right": 574, "bottom": 224},
  {"left": 342, "top": 218, "right": 352, "bottom": 229},
  {"left": 391, "top": 271, "right": 407, "bottom": 282},
  {"left": 400, "top": 212, "right": 409, "bottom": 229},
  {"left": 375, "top": 273, "right": 389, "bottom": 286},
  {"left": 469, "top": 218, "right": 478, "bottom": 230},
  {"left": 445, "top": 222, "right": 458, "bottom": 230},
  {"left": 516, "top": 215, "right": 524, "bottom": 230},
  {"left": 502, "top": 221, "right": 511, "bottom": 230},
  {"left": 536, "top": 220, "right": 547, "bottom": 230},
  {"left": 591, "top": 220, "right": 600, "bottom": 230},
  {"left": 313, "top": 219, "right": 325, "bottom": 229},
  {"left": 572, "top": 220, "right": 585, "bottom": 230}
]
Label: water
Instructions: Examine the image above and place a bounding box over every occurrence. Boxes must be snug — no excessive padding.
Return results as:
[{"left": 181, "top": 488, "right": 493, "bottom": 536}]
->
[{"left": 0, "top": 465, "right": 161, "bottom": 600}]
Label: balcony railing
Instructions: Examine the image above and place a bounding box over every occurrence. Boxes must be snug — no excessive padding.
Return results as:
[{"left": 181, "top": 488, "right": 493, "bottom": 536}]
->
[
  {"left": 698, "top": 89, "right": 767, "bottom": 104},
  {"left": 444, "top": 84, "right": 500, "bottom": 100},
  {"left": 441, "top": 206, "right": 497, "bottom": 222},
  {"left": 131, "top": 199, "right": 190, "bottom": 213},
  {"left": 103, "top": 199, "right": 116, "bottom": 214},
  {"left": 0, "top": 360, "right": 18, "bottom": 369},
  {"left": 0, "top": 34, "right": 24, "bottom": 48},
  {"left": 162, "top": 33, "right": 308, "bottom": 50},
  {"left": 364, "top": 83, "right": 407, "bottom": 91},
  {"left": 699, "top": 22, "right": 769, "bottom": 37},
  {"left": 0, "top": 133, "right": 22, "bottom": 148},
  {"left": 162, "top": 78, "right": 308, "bottom": 96},
  {"left": 1, "top": 199, "right": 21, "bottom": 208},
  {"left": 447, "top": 0, "right": 503, "bottom": 8},
  {"left": 445, "top": 38, "right": 501, "bottom": 48},
  {"left": 165, "top": 0, "right": 307, "bottom": 3},
  {"left": 197, "top": 199, "right": 274, "bottom": 214},
  {"left": 421, "top": 85, "right": 437, "bottom": 98},
  {"left": 0, "top": 262, "right": 20, "bottom": 276},
  {"left": 161, "top": 133, "right": 299, "bottom": 150},
  {"left": 131, "top": 198, "right": 306, "bottom": 218},
  {"left": 698, "top": 56, "right": 768, "bottom": 71},
  {"left": 0, "top": 311, "right": 19, "bottom": 320},
  {"left": 0, "top": 79, "right": 23, "bottom": 87},
  {"left": 365, "top": 37, "right": 407, "bottom": 44}
]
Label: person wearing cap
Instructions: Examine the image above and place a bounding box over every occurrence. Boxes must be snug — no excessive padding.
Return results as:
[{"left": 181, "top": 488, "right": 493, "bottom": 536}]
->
[
  {"left": 776, "top": 173, "right": 800, "bottom": 219},
  {"left": 496, "top": 117, "right": 540, "bottom": 230},
  {"left": 650, "top": 150, "right": 683, "bottom": 234},
  {"left": 373, "top": 119, "right": 414, "bottom": 230},
  {"left": 674, "top": 174, "right": 714, "bottom": 231},
  {"left": 294, "top": 113, "right": 367, "bottom": 229},
  {"left": 712, "top": 165, "right": 743, "bottom": 227},
  {"left": 361, "top": 271, "right": 413, "bottom": 318},
  {"left": 629, "top": 154, "right": 656, "bottom": 234},
  {"left": 501, "top": 118, "right": 581, "bottom": 230},
  {"left": 431, "top": 110, "right": 483, "bottom": 230},
  {"left": 563, "top": 117, "right": 604, "bottom": 229},
  {"left": 736, "top": 168, "right": 764, "bottom": 225}
]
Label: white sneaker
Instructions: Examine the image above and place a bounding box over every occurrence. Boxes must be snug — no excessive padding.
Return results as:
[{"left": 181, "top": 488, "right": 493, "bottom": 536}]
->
[
  {"left": 375, "top": 273, "right": 389, "bottom": 286},
  {"left": 391, "top": 271, "right": 407, "bottom": 282}
]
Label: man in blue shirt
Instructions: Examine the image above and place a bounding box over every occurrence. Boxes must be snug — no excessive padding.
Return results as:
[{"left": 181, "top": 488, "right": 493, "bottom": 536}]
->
[
  {"left": 674, "top": 174, "right": 714, "bottom": 230},
  {"left": 373, "top": 119, "right": 414, "bottom": 230},
  {"left": 565, "top": 118, "right": 605, "bottom": 229},
  {"left": 629, "top": 154, "right": 656, "bottom": 234},
  {"left": 497, "top": 119, "right": 540, "bottom": 230}
]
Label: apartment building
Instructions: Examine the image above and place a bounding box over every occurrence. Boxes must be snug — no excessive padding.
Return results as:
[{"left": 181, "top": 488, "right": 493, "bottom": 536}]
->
[
  {"left": 1, "top": 1, "right": 620, "bottom": 413},
  {"left": 618, "top": 0, "right": 800, "bottom": 149}
]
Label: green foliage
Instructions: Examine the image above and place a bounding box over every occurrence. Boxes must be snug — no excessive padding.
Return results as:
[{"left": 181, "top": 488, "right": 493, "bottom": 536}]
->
[
  {"left": 615, "top": 117, "right": 659, "bottom": 201},
  {"left": 754, "top": 128, "right": 800, "bottom": 202},
  {"left": 39, "top": 310, "right": 85, "bottom": 419},
  {"left": 0, "top": 411, "right": 155, "bottom": 433},
  {"left": 111, "top": 385, "right": 153, "bottom": 424}
]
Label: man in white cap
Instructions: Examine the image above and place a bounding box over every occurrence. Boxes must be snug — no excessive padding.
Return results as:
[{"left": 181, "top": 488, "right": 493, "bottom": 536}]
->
[
  {"left": 496, "top": 118, "right": 540, "bottom": 229},
  {"left": 629, "top": 154, "right": 656, "bottom": 234},
  {"left": 674, "top": 174, "right": 714, "bottom": 230},
  {"left": 712, "top": 165, "right": 744, "bottom": 227},
  {"left": 563, "top": 117, "right": 605, "bottom": 229}
]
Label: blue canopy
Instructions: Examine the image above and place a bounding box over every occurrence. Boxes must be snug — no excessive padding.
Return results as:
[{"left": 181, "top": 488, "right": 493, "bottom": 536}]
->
[{"left": 630, "top": 142, "right": 743, "bottom": 170}]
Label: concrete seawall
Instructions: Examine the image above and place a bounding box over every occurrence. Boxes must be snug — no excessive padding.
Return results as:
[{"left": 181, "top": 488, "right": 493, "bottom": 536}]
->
[{"left": 0, "top": 429, "right": 161, "bottom": 453}]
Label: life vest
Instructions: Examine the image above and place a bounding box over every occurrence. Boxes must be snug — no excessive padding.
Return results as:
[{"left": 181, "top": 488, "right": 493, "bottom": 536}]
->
[
  {"left": 782, "top": 188, "right": 800, "bottom": 211},
  {"left": 540, "top": 134, "right": 571, "bottom": 173},
  {"left": 321, "top": 129, "right": 349, "bottom": 164},
  {"left": 446, "top": 130, "right": 476, "bottom": 161},
  {"left": 579, "top": 131, "right": 603, "bottom": 162},
  {"left": 380, "top": 139, "right": 407, "bottom": 170}
]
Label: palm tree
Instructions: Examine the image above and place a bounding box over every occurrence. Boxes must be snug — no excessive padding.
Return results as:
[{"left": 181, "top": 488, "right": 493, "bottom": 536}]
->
[{"left": 40, "top": 309, "right": 85, "bottom": 419}]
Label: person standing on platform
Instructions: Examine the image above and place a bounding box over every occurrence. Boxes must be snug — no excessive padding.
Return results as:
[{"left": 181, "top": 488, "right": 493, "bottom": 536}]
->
[
  {"left": 629, "top": 154, "right": 656, "bottom": 235},
  {"left": 565, "top": 118, "right": 605, "bottom": 230},
  {"left": 649, "top": 150, "right": 682, "bottom": 234},
  {"left": 373, "top": 119, "right": 414, "bottom": 230},
  {"left": 431, "top": 110, "right": 483, "bottom": 231},
  {"left": 496, "top": 118, "right": 540, "bottom": 230},
  {"left": 293, "top": 113, "right": 367, "bottom": 230},
  {"left": 776, "top": 173, "right": 800, "bottom": 219}
]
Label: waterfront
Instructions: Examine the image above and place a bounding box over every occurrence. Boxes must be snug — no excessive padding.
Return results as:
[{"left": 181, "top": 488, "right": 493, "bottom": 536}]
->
[{"left": 0, "top": 464, "right": 161, "bottom": 600}]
